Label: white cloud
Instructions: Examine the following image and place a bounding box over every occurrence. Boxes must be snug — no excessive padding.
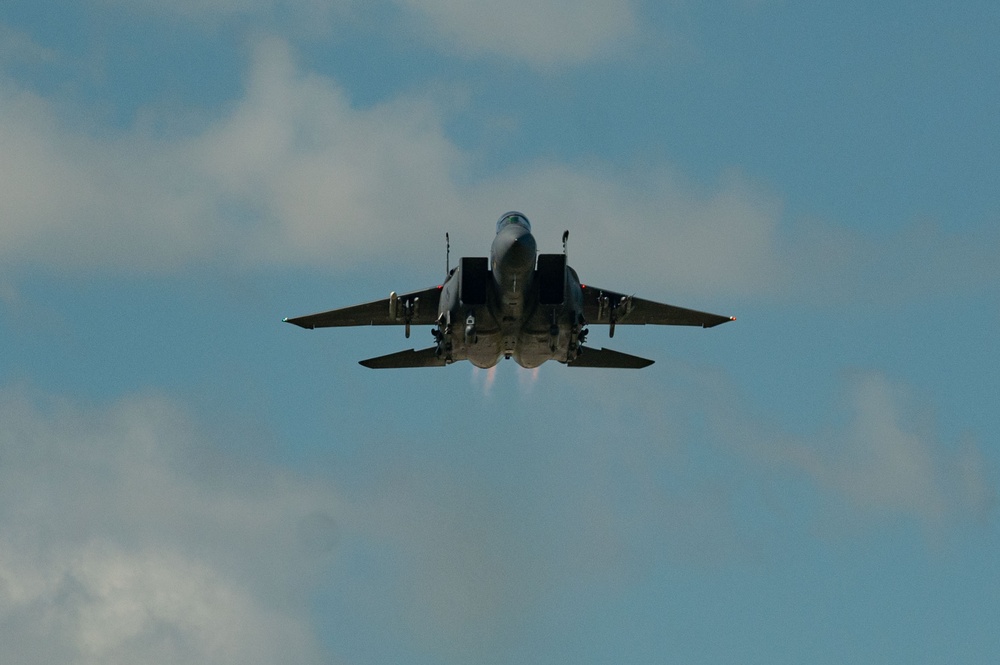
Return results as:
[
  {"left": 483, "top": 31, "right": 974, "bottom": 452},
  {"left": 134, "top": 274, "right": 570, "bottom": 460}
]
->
[
  {"left": 0, "top": 38, "right": 471, "bottom": 275},
  {"left": 100, "top": 0, "right": 636, "bottom": 66},
  {"left": 101, "top": 0, "right": 349, "bottom": 29},
  {"left": 702, "top": 370, "right": 997, "bottom": 529},
  {"left": 0, "top": 365, "right": 990, "bottom": 661},
  {"left": 0, "top": 25, "right": 57, "bottom": 66},
  {"left": 0, "top": 36, "right": 779, "bottom": 292},
  {"left": 775, "top": 220, "right": 1000, "bottom": 303},
  {"left": 0, "top": 545, "right": 319, "bottom": 665},
  {"left": 0, "top": 81, "right": 222, "bottom": 273},
  {"left": 195, "top": 39, "right": 472, "bottom": 270},
  {"left": 0, "top": 36, "right": 995, "bottom": 304},
  {"left": 786, "top": 373, "right": 994, "bottom": 526},
  {"left": 395, "top": 0, "right": 638, "bottom": 65},
  {"left": 344, "top": 463, "right": 537, "bottom": 658},
  {"left": 534, "top": 365, "right": 997, "bottom": 572},
  {"left": 190, "top": 42, "right": 779, "bottom": 287},
  {"left": 0, "top": 384, "right": 637, "bottom": 663},
  {"left": 0, "top": 389, "right": 333, "bottom": 664},
  {"left": 471, "top": 164, "right": 782, "bottom": 297},
  {"left": 120, "top": 0, "right": 276, "bottom": 14}
]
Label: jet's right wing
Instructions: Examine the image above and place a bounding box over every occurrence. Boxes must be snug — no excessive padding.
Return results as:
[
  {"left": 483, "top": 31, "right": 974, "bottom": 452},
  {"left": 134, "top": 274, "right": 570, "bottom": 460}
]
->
[
  {"left": 580, "top": 285, "right": 734, "bottom": 328},
  {"left": 359, "top": 347, "right": 448, "bottom": 369},
  {"left": 284, "top": 285, "right": 442, "bottom": 329},
  {"left": 568, "top": 347, "right": 654, "bottom": 369}
]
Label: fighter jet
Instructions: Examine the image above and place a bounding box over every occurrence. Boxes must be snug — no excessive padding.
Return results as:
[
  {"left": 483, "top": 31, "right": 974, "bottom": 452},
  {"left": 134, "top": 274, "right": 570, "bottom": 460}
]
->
[{"left": 284, "top": 212, "right": 734, "bottom": 368}]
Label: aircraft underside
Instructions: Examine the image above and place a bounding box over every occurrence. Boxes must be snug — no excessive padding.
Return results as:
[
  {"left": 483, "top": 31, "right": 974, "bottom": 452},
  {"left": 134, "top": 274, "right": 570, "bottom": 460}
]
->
[
  {"left": 284, "top": 212, "right": 733, "bottom": 369},
  {"left": 439, "top": 316, "right": 581, "bottom": 369}
]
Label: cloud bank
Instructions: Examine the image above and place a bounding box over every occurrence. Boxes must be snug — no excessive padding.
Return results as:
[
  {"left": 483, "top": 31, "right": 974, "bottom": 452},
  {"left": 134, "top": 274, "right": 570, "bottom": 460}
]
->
[
  {"left": 0, "top": 36, "right": 996, "bottom": 303},
  {"left": 395, "top": 0, "right": 638, "bottom": 65},
  {"left": 684, "top": 368, "right": 996, "bottom": 531},
  {"left": 0, "top": 369, "right": 990, "bottom": 663},
  {"left": 772, "top": 373, "right": 994, "bottom": 527},
  {"left": 105, "top": 0, "right": 637, "bottom": 66},
  {"left": 0, "top": 389, "right": 333, "bottom": 664}
]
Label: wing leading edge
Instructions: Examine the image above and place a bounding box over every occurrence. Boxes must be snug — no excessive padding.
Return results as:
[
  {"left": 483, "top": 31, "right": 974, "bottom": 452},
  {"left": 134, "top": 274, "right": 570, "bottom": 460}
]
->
[
  {"left": 580, "top": 285, "right": 734, "bottom": 328},
  {"left": 284, "top": 285, "right": 442, "bottom": 329}
]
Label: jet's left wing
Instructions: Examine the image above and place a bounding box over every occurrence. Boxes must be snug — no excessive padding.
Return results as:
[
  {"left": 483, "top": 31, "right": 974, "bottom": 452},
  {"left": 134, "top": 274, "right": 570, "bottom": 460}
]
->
[
  {"left": 284, "top": 285, "right": 442, "bottom": 329},
  {"left": 568, "top": 347, "right": 653, "bottom": 369},
  {"left": 359, "top": 347, "right": 448, "bottom": 369},
  {"left": 580, "top": 285, "right": 734, "bottom": 328}
]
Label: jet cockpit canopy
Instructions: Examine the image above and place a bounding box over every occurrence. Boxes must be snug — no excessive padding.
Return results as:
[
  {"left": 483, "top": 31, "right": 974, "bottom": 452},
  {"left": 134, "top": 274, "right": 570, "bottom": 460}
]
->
[{"left": 496, "top": 211, "right": 531, "bottom": 234}]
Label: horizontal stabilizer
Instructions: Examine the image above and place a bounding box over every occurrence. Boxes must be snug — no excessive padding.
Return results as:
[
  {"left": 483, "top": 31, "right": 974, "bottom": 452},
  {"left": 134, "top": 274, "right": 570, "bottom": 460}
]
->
[
  {"left": 568, "top": 347, "right": 654, "bottom": 369},
  {"left": 359, "top": 347, "right": 448, "bottom": 369}
]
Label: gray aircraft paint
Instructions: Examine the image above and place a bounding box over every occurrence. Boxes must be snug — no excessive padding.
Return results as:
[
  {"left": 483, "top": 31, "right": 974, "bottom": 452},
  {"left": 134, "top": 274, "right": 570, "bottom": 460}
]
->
[{"left": 284, "top": 212, "right": 734, "bottom": 368}]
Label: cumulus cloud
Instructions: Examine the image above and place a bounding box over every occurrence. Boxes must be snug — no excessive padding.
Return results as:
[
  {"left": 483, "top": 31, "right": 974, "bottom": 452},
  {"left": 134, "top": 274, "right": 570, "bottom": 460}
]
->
[
  {"left": 471, "top": 164, "right": 782, "bottom": 297},
  {"left": 702, "top": 370, "right": 996, "bottom": 530},
  {"left": 0, "top": 36, "right": 995, "bottom": 303},
  {"left": 0, "top": 37, "right": 766, "bottom": 286},
  {"left": 0, "top": 80, "right": 223, "bottom": 272},
  {"left": 0, "top": 35, "right": 792, "bottom": 294},
  {"left": 395, "top": 0, "right": 638, "bottom": 65},
  {"left": 343, "top": 462, "right": 537, "bottom": 658},
  {"left": 0, "top": 388, "right": 333, "bottom": 664},
  {"left": 195, "top": 39, "right": 473, "bottom": 270},
  {"left": 118, "top": 0, "right": 284, "bottom": 14},
  {"left": 536, "top": 365, "right": 997, "bottom": 573},
  {"left": 0, "top": 38, "right": 464, "bottom": 274},
  {"left": 782, "top": 373, "right": 994, "bottom": 526},
  {"left": 0, "top": 25, "right": 56, "bottom": 66},
  {"left": 0, "top": 372, "right": 990, "bottom": 662},
  {"left": 0, "top": 384, "right": 641, "bottom": 663},
  {"left": 775, "top": 220, "right": 1000, "bottom": 303},
  {"left": 102, "top": 0, "right": 636, "bottom": 66},
  {"left": 0, "top": 384, "right": 601, "bottom": 663},
  {"left": 191, "top": 44, "right": 780, "bottom": 288},
  {"left": 102, "top": 0, "right": 350, "bottom": 30}
]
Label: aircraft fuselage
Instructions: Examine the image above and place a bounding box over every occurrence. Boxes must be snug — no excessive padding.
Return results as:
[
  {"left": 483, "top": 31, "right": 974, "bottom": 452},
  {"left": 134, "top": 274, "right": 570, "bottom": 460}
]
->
[
  {"left": 283, "top": 211, "right": 733, "bottom": 369},
  {"left": 435, "top": 212, "right": 584, "bottom": 368}
]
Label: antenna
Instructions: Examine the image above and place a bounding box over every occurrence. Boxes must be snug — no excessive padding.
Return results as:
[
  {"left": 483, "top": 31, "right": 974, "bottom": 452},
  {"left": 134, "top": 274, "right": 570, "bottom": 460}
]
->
[
  {"left": 562, "top": 229, "right": 569, "bottom": 255},
  {"left": 445, "top": 232, "right": 451, "bottom": 276}
]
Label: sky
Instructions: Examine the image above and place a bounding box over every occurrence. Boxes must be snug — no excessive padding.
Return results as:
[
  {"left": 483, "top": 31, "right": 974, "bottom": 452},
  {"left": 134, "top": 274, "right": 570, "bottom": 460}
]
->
[{"left": 0, "top": 1, "right": 997, "bottom": 663}]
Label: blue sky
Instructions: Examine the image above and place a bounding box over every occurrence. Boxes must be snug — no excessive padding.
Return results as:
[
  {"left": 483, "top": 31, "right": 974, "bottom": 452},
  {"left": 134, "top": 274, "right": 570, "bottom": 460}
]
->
[{"left": 0, "top": 1, "right": 997, "bottom": 663}]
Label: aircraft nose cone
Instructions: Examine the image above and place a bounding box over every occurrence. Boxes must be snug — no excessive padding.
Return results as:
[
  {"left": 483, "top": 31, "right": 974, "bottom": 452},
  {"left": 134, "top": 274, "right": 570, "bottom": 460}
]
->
[
  {"left": 506, "top": 231, "right": 537, "bottom": 271},
  {"left": 491, "top": 224, "right": 538, "bottom": 280}
]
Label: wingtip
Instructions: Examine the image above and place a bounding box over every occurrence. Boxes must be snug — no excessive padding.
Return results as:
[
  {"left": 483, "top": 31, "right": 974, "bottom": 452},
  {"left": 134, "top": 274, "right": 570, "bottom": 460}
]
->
[
  {"left": 703, "top": 315, "right": 736, "bottom": 329},
  {"left": 283, "top": 317, "right": 314, "bottom": 329}
]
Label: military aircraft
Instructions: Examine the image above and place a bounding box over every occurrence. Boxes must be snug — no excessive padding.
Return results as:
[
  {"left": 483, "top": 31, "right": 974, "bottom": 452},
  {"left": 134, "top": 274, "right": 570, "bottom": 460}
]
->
[{"left": 284, "top": 212, "right": 734, "bottom": 369}]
